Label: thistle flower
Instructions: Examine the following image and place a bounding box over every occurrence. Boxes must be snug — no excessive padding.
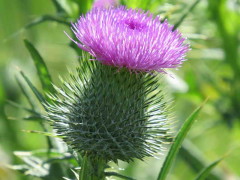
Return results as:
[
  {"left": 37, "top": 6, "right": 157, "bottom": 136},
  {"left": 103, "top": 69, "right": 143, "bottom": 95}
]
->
[
  {"left": 44, "top": 6, "right": 189, "bottom": 179},
  {"left": 69, "top": 6, "right": 189, "bottom": 72}
]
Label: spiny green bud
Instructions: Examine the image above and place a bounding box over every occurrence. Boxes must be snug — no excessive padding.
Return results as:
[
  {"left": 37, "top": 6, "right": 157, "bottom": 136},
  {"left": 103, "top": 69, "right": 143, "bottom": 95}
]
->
[{"left": 44, "top": 57, "right": 171, "bottom": 162}]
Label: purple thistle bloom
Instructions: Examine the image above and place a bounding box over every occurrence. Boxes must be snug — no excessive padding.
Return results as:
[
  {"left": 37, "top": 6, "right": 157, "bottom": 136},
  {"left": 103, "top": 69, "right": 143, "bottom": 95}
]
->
[
  {"left": 93, "top": 0, "right": 119, "bottom": 8},
  {"left": 68, "top": 6, "right": 189, "bottom": 72}
]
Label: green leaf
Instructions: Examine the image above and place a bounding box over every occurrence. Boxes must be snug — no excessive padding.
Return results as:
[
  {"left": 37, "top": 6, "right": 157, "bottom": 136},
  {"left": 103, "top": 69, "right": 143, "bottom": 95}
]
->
[
  {"left": 2, "top": 15, "right": 69, "bottom": 44},
  {"left": 19, "top": 62, "right": 54, "bottom": 151},
  {"left": 14, "top": 150, "right": 67, "bottom": 157},
  {"left": 24, "top": 39, "right": 54, "bottom": 95},
  {"left": 73, "top": 0, "right": 94, "bottom": 14},
  {"left": 24, "top": 15, "right": 70, "bottom": 29},
  {"left": 7, "top": 100, "right": 37, "bottom": 115},
  {"left": 157, "top": 101, "right": 206, "bottom": 180},
  {"left": 105, "top": 172, "right": 136, "bottom": 180},
  {"left": 23, "top": 115, "right": 45, "bottom": 121},
  {"left": 51, "top": 0, "right": 66, "bottom": 13},
  {"left": 20, "top": 71, "right": 46, "bottom": 105},
  {"left": 173, "top": 0, "right": 201, "bottom": 31},
  {"left": 79, "top": 155, "right": 91, "bottom": 180},
  {"left": 180, "top": 140, "right": 222, "bottom": 180},
  {"left": 16, "top": 76, "right": 36, "bottom": 110},
  {"left": 70, "top": 169, "right": 79, "bottom": 180},
  {"left": 195, "top": 157, "right": 224, "bottom": 180},
  {"left": 12, "top": 155, "right": 49, "bottom": 177}
]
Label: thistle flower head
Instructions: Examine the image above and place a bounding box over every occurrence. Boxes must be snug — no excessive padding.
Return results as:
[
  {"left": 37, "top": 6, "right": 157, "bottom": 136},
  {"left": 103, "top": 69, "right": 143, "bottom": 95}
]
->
[
  {"left": 69, "top": 6, "right": 189, "bottom": 72},
  {"left": 45, "top": 57, "right": 170, "bottom": 162}
]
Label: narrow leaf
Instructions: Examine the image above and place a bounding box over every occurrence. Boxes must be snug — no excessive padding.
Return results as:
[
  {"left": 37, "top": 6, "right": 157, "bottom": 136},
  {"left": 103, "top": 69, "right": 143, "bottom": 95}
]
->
[
  {"left": 2, "top": 15, "right": 69, "bottom": 44},
  {"left": 157, "top": 101, "right": 206, "bottom": 180},
  {"left": 24, "top": 39, "right": 54, "bottom": 94},
  {"left": 79, "top": 155, "right": 90, "bottom": 180},
  {"left": 51, "top": 0, "right": 66, "bottom": 13},
  {"left": 7, "top": 100, "right": 37, "bottom": 114},
  {"left": 180, "top": 140, "right": 222, "bottom": 180},
  {"left": 20, "top": 71, "right": 46, "bottom": 105},
  {"left": 70, "top": 169, "right": 79, "bottom": 180},
  {"left": 73, "top": 0, "right": 93, "bottom": 14},
  {"left": 195, "top": 157, "right": 224, "bottom": 180},
  {"left": 23, "top": 115, "right": 45, "bottom": 121},
  {"left": 105, "top": 172, "right": 136, "bottom": 180},
  {"left": 173, "top": 0, "right": 201, "bottom": 31},
  {"left": 16, "top": 76, "right": 36, "bottom": 110}
]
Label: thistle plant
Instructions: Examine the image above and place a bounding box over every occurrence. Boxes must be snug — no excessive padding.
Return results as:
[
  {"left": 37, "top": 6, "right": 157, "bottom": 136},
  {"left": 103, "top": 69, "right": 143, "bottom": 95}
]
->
[
  {"left": 41, "top": 6, "right": 189, "bottom": 180},
  {"left": 5, "top": 0, "right": 232, "bottom": 179}
]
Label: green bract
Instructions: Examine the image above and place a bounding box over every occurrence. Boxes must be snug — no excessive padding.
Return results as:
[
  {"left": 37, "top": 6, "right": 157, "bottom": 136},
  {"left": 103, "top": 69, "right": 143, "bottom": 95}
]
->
[{"left": 44, "top": 55, "right": 170, "bottom": 162}]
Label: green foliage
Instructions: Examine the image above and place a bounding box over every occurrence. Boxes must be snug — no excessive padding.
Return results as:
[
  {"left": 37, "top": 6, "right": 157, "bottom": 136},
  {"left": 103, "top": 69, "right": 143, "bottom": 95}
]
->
[
  {"left": 24, "top": 39, "right": 54, "bottom": 95},
  {"left": 195, "top": 157, "right": 224, "bottom": 180},
  {"left": 10, "top": 150, "right": 76, "bottom": 180},
  {"left": 157, "top": 102, "right": 204, "bottom": 180},
  {"left": 20, "top": 71, "right": 46, "bottom": 105},
  {"left": 208, "top": 0, "right": 240, "bottom": 127},
  {"left": 173, "top": 0, "right": 201, "bottom": 31},
  {"left": 180, "top": 140, "right": 221, "bottom": 180}
]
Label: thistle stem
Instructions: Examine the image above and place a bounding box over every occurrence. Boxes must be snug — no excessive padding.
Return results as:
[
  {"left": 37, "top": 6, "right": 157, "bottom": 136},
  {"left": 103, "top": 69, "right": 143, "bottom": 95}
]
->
[{"left": 79, "top": 154, "right": 107, "bottom": 180}]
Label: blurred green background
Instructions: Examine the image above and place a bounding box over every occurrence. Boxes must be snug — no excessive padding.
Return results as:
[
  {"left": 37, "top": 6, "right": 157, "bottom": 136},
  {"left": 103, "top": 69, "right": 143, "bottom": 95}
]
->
[{"left": 0, "top": 0, "right": 240, "bottom": 179}]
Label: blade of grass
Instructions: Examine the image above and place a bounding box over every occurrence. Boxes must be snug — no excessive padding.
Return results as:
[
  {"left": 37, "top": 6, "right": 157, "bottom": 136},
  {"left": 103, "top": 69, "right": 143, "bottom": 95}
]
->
[
  {"left": 157, "top": 100, "right": 206, "bottom": 180},
  {"left": 24, "top": 39, "right": 54, "bottom": 95},
  {"left": 173, "top": 0, "right": 201, "bottom": 31},
  {"left": 195, "top": 157, "right": 224, "bottom": 180}
]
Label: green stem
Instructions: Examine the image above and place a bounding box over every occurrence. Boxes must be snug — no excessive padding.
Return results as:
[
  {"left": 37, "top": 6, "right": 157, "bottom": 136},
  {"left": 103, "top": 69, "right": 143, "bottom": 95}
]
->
[{"left": 79, "top": 154, "right": 107, "bottom": 180}]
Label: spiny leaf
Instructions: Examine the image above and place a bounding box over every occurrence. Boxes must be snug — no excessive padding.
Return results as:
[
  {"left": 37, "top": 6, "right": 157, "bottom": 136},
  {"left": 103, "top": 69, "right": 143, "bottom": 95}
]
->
[
  {"left": 157, "top": 100, "right": 206, "bottom": 180},
  {"left": 195, "top": 157, "right": 224, "bottom": 180},
  {"left": 173, "top": 0, "right": 201, "bottom": 31},
  {"left": 24, "top": 39, "right": 54, "bottom": 95}
]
